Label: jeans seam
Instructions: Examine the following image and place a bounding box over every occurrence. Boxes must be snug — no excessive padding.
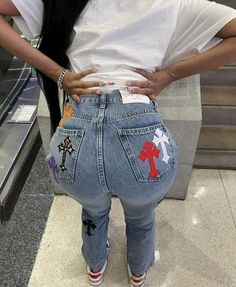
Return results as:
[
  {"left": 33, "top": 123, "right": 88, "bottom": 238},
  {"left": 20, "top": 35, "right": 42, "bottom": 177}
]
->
[
  {"left": 97, "top": 95, "right": 111, "bottom": 194},
  {"left": 108, "top": 110, "right": 158, "bottom": 122}
]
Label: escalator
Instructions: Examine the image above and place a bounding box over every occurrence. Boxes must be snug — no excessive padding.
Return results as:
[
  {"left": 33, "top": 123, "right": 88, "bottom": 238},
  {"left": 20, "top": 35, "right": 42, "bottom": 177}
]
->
[{"left": 0, "top": 21, "right": 41, "bottom": 222}]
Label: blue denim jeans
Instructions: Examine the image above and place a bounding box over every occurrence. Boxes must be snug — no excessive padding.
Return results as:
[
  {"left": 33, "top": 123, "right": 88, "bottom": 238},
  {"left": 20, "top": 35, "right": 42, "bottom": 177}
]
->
[{"left": 46, "top": 90, "right": 178, "bottom": 275}]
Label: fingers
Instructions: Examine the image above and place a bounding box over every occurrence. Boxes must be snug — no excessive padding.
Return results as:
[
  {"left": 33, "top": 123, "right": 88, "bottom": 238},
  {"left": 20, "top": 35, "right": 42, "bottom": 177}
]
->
[
  {"left": 66, "top": 81, "right": 115, "bottom": 98},
  {"left": 76, "top": 67, "right": 98, "bottom": 79},
  {"left": 64, "top": 68, "right": 98, "bottom": 83},
  {"left": 70, "top": 88, "right": 100, "bottom": 95},
  {"left": 69, "top": 88, "right": 100, "bottom": 102},
  {"left": 126, "top": 78, "right": 154, "bottom": 96},
  {"left": 70, "top": 80, "right": 103, "bottom": 89},
  {"left": 72, "top": 80, "right": 114, "bottom": 89},
  {"left": 126, "top": 87, "right": 153, "bottom": 96},
  {"left": 126, "top": 80, "right": 150, "bottom": 88},
  {"left": 63, "top": 70, "right": 115, "bottom": 98},
  {"left": 135, "top": 68, "right": 154, "bottom": 79},
  {"left": 71, "top": 94, "right": 80, "bottom": 101}
]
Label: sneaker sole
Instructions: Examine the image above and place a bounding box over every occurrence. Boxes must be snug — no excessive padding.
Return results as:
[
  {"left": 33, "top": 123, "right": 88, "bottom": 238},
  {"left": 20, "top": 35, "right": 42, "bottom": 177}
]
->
[
  {"left": 127, "top": 264, "right": 146, "bottom": 287},
  {"left": 87, "top": 239, "right": 110, "bottom": 286}
]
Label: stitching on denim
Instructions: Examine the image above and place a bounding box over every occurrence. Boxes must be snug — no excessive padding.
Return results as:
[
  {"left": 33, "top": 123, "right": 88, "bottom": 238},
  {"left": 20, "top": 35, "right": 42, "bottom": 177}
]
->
[
  {"left": 70, "top": 115, "right": 96, "bottom": 122},
  {"left": 137, "top": 159, "right": 176, "bottom": 182},
  {"left": 69, "top": 110, "right": 158, "bottom": 123},
  {"left": 118, "top": 133, "right": 142, "bottom": 180},
  {"left": 108, "top": 110, "right": 157, "bottom": 122},
  {"left": 56, "top": 126, "right": 85, "bottom": 135},
  {"left": 118, "top": 124, "right": 166, "bottom": 135}
]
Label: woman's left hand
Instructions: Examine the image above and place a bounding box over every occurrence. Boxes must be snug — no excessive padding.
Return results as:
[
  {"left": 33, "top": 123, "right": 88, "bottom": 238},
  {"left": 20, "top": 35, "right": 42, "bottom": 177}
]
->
[{"left": 125, "top": 68, "right": 174, "bottom": 101}]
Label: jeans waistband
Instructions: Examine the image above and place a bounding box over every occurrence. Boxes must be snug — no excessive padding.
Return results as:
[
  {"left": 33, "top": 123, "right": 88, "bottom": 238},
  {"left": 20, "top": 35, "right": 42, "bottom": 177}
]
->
[
  {"left": 70, "top": 90, "right": 123, "bottom": 105},
  {"left": 67, "top": 89, "right": 158, "bottom": 112}
]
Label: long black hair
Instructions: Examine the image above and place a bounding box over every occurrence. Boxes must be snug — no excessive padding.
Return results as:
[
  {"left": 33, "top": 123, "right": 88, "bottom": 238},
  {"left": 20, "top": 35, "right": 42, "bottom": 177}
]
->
[{"left": 37, "top": 0, "right": 90, "bottom": 135}]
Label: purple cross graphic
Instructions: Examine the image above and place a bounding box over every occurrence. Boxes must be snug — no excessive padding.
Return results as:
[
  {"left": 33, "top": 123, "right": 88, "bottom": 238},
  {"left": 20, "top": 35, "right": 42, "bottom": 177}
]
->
[{"left": 47, "top": 156, "right": 59, "bottom": 183}]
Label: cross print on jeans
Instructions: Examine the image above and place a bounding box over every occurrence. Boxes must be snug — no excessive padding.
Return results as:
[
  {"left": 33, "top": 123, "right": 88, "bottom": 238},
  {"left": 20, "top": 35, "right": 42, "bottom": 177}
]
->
[
  {"left": 153, "top": 127, "right": 170, "bottom": 164},
  {"left": 139, "top": 141, "right": 160, "bottom": 178},
  {"left": 58, "top": 136, "right": 75, "bottom": 172},
  {"left": 83, "top": 219, "right": 97, "bottom": 236},
  {"left": 47, "top": 156, "right": 59, "bottom": 183}
]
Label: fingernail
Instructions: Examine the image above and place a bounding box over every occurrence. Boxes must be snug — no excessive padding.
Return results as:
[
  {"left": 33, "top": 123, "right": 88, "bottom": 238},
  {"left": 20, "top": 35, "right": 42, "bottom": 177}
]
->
[
  {"left": 92, "top": 65, "right": 101, "bottom": 73},
  {"left": 77, "top": 98, "right": 80, "bottom": 103},
  {"left": 96, "top": 90, "right": 104, "bottom": 94},
  {"left": 126, "top": 81, "right": 132, "bottom": 86},
  {"left": 127, "top": 67, "right": 137, "bottom": 72},
  {"left": 99, "top": 82, "right": 106, "bottom": 87},
  {"left": 126, "top": 87, "right": 135, "bottom": 93},
  {"left": 93, "top": 64, "right": 101, "bottom": 69},
  {"left": 104, "top": 81, "right": 115, "bottom": 86}
]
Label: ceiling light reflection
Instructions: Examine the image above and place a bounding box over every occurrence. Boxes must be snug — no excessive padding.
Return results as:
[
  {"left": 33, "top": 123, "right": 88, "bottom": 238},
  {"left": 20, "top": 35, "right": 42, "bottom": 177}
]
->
[{"left": 194, "top": 187, "right": 206, "bottom": 199}]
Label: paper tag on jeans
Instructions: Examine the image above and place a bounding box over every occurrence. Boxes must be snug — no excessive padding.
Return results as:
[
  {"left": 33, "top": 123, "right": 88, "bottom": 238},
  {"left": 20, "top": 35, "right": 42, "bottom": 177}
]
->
[{"left": 120, "top": 91, "right": 150, "bottom": 104}]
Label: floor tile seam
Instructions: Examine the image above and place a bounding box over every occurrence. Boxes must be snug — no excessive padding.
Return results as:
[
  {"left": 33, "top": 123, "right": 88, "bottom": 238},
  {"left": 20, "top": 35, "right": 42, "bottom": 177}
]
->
[
  {"left": 219, "top": 170, "right": 236, "bottom": 230},
  {"left": 187, "top": 184, "right": 225, "bottom": 189},
  {"left": 20, "top": 194, "right": 54, "bottom": 198},
  {"left": 24, "top": 178, "right": 52, "bottom": 183}
]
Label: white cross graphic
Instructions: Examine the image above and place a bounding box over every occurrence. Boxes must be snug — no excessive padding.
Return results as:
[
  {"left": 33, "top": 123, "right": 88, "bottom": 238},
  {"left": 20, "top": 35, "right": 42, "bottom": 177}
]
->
[{"left": 152, "top": 128, "right": 170, "bottom": 164}]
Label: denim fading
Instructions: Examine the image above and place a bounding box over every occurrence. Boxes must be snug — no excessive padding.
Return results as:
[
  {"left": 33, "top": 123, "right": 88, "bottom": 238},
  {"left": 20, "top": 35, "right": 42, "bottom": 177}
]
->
[{"left": 46, "top": 90, "right": 178, "bottom": 275}]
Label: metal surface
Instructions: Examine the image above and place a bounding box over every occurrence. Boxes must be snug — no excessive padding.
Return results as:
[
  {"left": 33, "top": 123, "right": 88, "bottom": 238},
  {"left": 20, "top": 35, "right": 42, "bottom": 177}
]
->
[{"left": 0, "top": 76, "right": 41, "bottom": 220}]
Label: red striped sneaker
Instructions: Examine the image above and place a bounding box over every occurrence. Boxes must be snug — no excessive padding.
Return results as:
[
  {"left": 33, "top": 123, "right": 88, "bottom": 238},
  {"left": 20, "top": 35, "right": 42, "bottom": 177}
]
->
[
  {"left": 87, "top": 260, "right": 108, "bottom": 286},
  {"left": 87, "top": 240, "right": 110, "bottom": 286},
  {"left": 127, "top": 264, "right": 147, "bottom": 287}
]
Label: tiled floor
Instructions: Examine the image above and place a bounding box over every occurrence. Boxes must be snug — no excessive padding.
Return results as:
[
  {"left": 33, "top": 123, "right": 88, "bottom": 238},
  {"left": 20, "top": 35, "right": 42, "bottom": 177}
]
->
[{"left": 27, "top": 169, "right": 236, "bottom": 287}]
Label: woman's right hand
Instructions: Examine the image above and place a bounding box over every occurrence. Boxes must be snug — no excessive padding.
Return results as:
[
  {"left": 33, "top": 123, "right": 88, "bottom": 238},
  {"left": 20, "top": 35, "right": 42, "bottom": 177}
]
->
[{"left": 62, "top": 67, "right": 111, "bottom": 101}]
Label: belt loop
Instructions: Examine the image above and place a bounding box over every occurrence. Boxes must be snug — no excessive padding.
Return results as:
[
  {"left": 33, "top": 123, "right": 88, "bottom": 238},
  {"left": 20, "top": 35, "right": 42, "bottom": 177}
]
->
[
  {"left": 98, "top": 93, "right": 106, "bottom": 124},
  {"left": 99, "top": 93, "right": 107, "bottom": 109},
  {"left": 153, "top": 99, "right": 158, "bottom": 112}
]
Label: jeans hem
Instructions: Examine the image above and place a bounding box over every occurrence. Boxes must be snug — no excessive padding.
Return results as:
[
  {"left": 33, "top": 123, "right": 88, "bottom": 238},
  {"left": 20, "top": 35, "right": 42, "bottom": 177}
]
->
[{"left": 128, "top": 257, "right": 155, "bottom": 275}]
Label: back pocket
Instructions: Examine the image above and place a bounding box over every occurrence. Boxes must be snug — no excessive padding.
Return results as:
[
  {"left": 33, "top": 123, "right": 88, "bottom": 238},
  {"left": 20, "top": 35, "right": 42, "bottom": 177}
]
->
[
  {"left": 118, "top": 123, "right": 176, "bottom": 183},
  {"left": 46, "top": 127, "right": 85, "bottom": 184}
]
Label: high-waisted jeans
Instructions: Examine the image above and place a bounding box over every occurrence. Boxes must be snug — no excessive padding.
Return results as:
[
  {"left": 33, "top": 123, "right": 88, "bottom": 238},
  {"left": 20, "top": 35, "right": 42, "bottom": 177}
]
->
[{"left": 46, "top": 90, "right": 178, "bottom": 275}]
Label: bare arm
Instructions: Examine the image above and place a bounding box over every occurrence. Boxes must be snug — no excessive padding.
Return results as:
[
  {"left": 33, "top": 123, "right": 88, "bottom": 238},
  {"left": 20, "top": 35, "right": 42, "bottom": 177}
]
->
[
  {"left": 129, "top": 18, "right": 236, "bottom": 99},
  {"left": 163, "top": 18, "right": 236, "bottom": 81},
  {"left": 0, "top": 1, "right": 65, "bottom": 81},
  {"left": 0, "top": 0, "right": 104, "bottom": 100}
]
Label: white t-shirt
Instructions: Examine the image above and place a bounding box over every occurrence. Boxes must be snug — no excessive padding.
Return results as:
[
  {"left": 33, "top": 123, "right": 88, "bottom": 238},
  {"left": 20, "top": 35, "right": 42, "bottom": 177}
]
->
[{"left": 11, "top": 0, "right": 236, "bottom": 88}]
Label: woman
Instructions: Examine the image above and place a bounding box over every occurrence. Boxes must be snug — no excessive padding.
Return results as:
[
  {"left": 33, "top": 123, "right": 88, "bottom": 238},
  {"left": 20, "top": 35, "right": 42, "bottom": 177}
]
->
[{"left": 1, "top": 1, "right": 236, "bottom": 286}]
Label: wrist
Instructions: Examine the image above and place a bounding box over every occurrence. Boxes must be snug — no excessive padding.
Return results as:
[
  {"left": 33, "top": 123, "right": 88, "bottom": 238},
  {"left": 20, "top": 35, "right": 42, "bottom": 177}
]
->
[
  {"left": 162, "top": 67, "right": 178, "bottom": 82},
  {"left": 57, "top": 69, "right": 70, "bottom": 89},
  {"left": 45, "top": 66, "right": 65, "bottom": 82}
]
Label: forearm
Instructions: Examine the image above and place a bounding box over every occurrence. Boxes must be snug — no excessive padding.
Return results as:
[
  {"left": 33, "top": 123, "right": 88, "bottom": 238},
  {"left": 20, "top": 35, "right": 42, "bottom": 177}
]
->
[
  {"left": 0, "top": 16, "right": 63, "bottom": 81},
  {"left": 165, "top": 37, "right": 236, "bottom": 81}
]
